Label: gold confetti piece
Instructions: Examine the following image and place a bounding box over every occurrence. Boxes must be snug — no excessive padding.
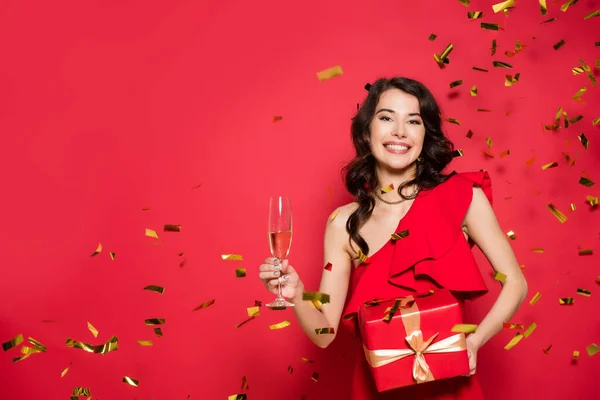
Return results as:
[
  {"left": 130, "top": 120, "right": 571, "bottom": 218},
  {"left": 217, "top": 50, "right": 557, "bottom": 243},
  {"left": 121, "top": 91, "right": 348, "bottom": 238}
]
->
[
  {"left": 324, "top": 262, "right": 333, "bottom": 271},
  {"left": 579, "top": 249, "right": 593, "bottom": 255},
  {"left": 451, "top": 324, "right": 478, "bottom": 333},
  {"left": 144, "top": 318, "right": 165, "bottom": 326},
  {"left": 109, "top": 252, "right": 115, "bottom": 260},
  {"left": 560, "top": 0, "right": 578, "bottom": 12},
  {"left": 473, "top": 66, "right": 488, "bottom": 72},
  {"left": 458, "top": 0, "right": 470, "bottom": 6},
  {"left": 449, "top": 80, "right": 463, "bottom": 88},
  {"left": 433, "top": 43, "right": 454, "bottom": 68},
  {"left": 570, "top": 203, "right": 576, "bottom": 211},
  {"left": 506, "top": 231, "right": 516, "bottom": 240},
  {"left": 573, "top": 350, "right": 580, "bottom": 360},
  {"left": 20, "top": 345, "right": 42, "bottom": 355},
  {"left": 505, "top": 73, "right": 520, "bottom": 86},
  {"left": 466, "top": 130, "right": 474, "bottom": 138},
  {"left": 485, "top": 137, "right": 493, "bottom": 148},
  {"left": 269, "top": 320, "right": 291, "bottom": 330},
  {"left": 491, "top": 39, "right": 497, "bottom": 56},
  {"left": 493, "top": 0, "right": 514, "bottom": 13},
  {"left": 541, "top": 17, "right": 556, "bottom": 23},
  {"left": 547, "top": 204, "right": 567, "bottom": 223},
  {"left": 329, "top": 208, "right": 340, "bottom": 221},
  {"left": 391, "top": 230, "right": 410, "bottom": 241},
  {"left": 541, "top": 162, "right": 558, "bottom": 170},
  {"left": 241, "top": 375, "right": 249, "bottom": 390},
  {"left": 315, "top": 327, "right": 335, "bottom": 335},
  {"left": 572, "top": 86, "right": 587, "bottom": 102},
  {"left": 193, "top": 299, "right": 215, "bottom": 311},
  {"left": 451, "top": 149, "right": 464, "bottom": 158},
  {"left": 145, "top": 228, "right": 159, "bottom": 239},
  {"left": 311, "top": 300, "right": 323, "bottom": 310},
  {"left": 143, "top": 285, "right": 166, "bottom": 294},
  {"left": 504, "top": 323, "right": 524, "bottom": 329},
  {"left": 316, "top": 65, "right": 343, "bottom": 81},
  {"left": 222, "top": 254, "right": 243, "bottom": 261},
  {"left": 578, "top": 133, "right": 589, "bottom": 149},
  {"left": 235, "top": 268, "right": 247, "bottom": 278},
  {"left": 153, "top": 327, "right": 163, "bottom": 337},
  {"left": 234, "top": 316, "right": 256, "bottom": 328},
  {"left": 493, "top": 61, "right": 512, "bottom": 68},
  {"left": 531, "top": 248, "right": 544, "bottom": 254},
  {"left": 539, "top": 0, "right": 547, "bottom": 14},
  {"left": 482, "top": 150, "right": 495, "bottom": 158},
  {"left": 586, "top": 196, "right": 599, "bottom": 207},
  {"left": 381, "top": 183, "right": 394, "bottom": 193},
  {"left": 584, "top": 10, "right": 600, "bottom": 19},
  {"left": 273, "top": 116, "right": 282, "bottom": 122},
  {"left": 481, "top": 22, "right": 499, "bottom": 30},
  {"left": 428, "top": 33, "right": 437, "bottom": 41},
  {"left": 543, "top": 344, "right": 552, "bottom": 354},
  {"left": 524, "top": 322, "right": 537, "bottom": 338},
  {"left": 383, "top": 298, "right": 402, "bottom": 323},
  {"left": 90, "top": 243, "right": 102, "bottom": 257},
  {"left": 27, "top": 337, "right": 46, "bottom": 352},
  {"left": 500, "top": 149, "right": 510, "bottom": 157},
  {"left": 137, "top": 340, "right": 153, "bottom": 346},
  {"left": 66, "top": 335, "right": 119, "bottom": 355},
  {"left": 73, "top": 387, "right": 91, "bottom": 396},
  {"left": 577, "top": 288, "right": 591, "bottom": 297},
  {"left": 494, "top": 271, "right": 507, "bottom": 282},
  {"left": 587, "top": 344, "right": 600, "bottom": 356},
  {"left": 579, "top": 177, "right": 595, "bottom": 187},
  {"left": 570, "top": 115, "right": 583, "bottom": 124},
  {"left": 470, "top": 86, "right": 477, "bottom": 96},
  {"left": 530, "top": 292, "right": 542, "bottom": 305},
  {"left": 526, "top": 157, "right": 536, "bottom": 166},
  {"left": 559, "top": 297, "right": 574, "bottom": 305},
  {"left": 164, "top": 224, "right": 181, "bottom": 232},
  {"left": 468, "top": 11, "right": 484, "bottom": 18},
  {"left": 544, "top": 123, "right": 560, "bottom": 131},
  {"left": 61, "top": 362, "right": 72, "bottom": 377},
  {"left": 553, "top": 40, "right": 566, "bottom": 50},
  {"left": 122, "top": 376, "right": 139, "bottom": 387},
  {"left": 303, "top": 292, "right": 330, "bottom": 304},
  {"left": 87, "top": 321, "right": 99, "bottom": 339},
  {"left": 505, "top": 40, "right": 525, "bottom": 57},
  {"left": 562, "top": 152, "right": 575, "bottom": 166},
  {"left": 301, "top": 357, "right": 315, "bottom": 364},
  {"left": 311, "top": 372, "right": 319, "bottom": 382},
  {"left": 357, "top": 249, "right": 369, "bottom": 263},
  {"left": 504, "top": 332, "right": 523, "bottom": 350},
  {"left": 228, "top": 395, "right": 247, "bottom": 400},
  {"left": 2, "top": 333, "right": 23, "bottom": 352},
  {"left": 446, "top": 118, "right": 460, "bottom": 125},
  {"left": 247, "top": 306, "right": 260, "bottom": 317}
]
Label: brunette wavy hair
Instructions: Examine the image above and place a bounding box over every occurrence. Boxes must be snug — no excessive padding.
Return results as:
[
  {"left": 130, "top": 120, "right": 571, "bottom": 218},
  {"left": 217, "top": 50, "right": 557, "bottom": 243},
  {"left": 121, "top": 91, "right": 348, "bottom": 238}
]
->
[{"left": 343, "top": 77, "right": 455, "bottom": 256}]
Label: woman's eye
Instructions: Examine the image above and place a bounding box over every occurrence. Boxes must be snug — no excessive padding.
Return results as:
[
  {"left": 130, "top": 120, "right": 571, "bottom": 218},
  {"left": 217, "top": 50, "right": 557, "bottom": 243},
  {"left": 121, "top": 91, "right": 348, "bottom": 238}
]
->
[
  {"left": 379, "top": 116, "right": 392, "bottom": 121},
  {"left": 408, "top": 120, "right": 422, "bottom": 125}
]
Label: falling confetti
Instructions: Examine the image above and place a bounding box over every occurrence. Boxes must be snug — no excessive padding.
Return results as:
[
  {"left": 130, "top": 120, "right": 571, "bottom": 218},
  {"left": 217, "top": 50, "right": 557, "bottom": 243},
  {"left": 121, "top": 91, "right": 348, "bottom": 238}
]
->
[
  {"left": 559, "top": 297, "right": 574, "bottom": 305},
  {"left": 222, "top": 254, "right": 243, "bottom": 261},
  {"left": 579, "top": 177, "right": 595, "bottom": 187},
  {"left": 539, "top": 0, "right": 547, "bottom": 14},
  {"left": 90, "top": 243, "right": 102, "bottom": 257},
  {"left": 391, "top": 230, "right": 410, "bottom": 241},
  {"left": 87, "top": 322, "right": 99, "bottom": 338},
  {"left": 505, "top": 333, "right": 524, "bottom": 350},
  {"left": 324, "top": 262, "right": 333, "bottom": 271},
  {"left": 470, "top": 86, "right": 477, "bottom": 96},
  {"left": 503, "top": 323, "right": 524, "bottom": 329},
  {"left": 530, "top": 292, "right": 542, "bottom": 305},
  {"left": 451, "top": 324, "right": 478, "bottom": 333},
  {"left": 316, "top": 65, "right": 343, "bottom": 81},
  {"left": 553, "top": 40, "right": 566, "bottom": 50},
  {"left": 61, "top": 362, "right": 72, "bottom": 378},
  {"left": 315, "top": 328, "right": 335, "bottom": 335},
  {"left": 506, "top": 231, "right": 516, "bottom": 240},
  {"left": 145, "top": 229, "right": 159, "bottom": 239},
  {"left": 137, "top": 340, "right": 153, "bottom": 346},
  {"left": 303, "top": 292, "right": 331, "bottom": 304},
  {"left": 578, "top": 133, "right": 589, "bottom": 149},
  {"left": 587, "top": 344, "right": 600, "bottom": 356},
  {"left": 381, "top": 183, "right": 394, "bottom": 193},
  {"left": 524, "top": 322, "right": 537, "bottom": 338},
  {"left": 468, "top": 11, "right": 484, "bottom": 18},
  {"left": 541, "top": 162, "right": 558, "bottom": 170},
  {"left": 481, "top": 22, "right": 500, "bottom": 30},
  {"left": 122, "top": 376, "right": 139, "bottom": 387},
  {"left": 269, "top": 320, "right": 291, "bottom": 330},
  {"left": 449, "top": 80, "right": 463, "bottom": 88},
  {"left": 235, "top": 268, "right": 247, "bottom": 278},
  {"left": 428, "top": 33, "right": 437, "bottom": 41},
  {"left": 493, "top": 61, "right": 513, "bottom": 68},
  {"left": 144, "top": 318, "right": 165, "bottom": 326},
  {"left": 247, "top": 306, "right": 260, "bottom": 317},
  {"left": 164, "top": 224, "right": 181, "bottom": 232},
  {"left": 579, "top": 249, "right": 594, "bottom": 256},
  {"left": 547, "top": 204, "right": 567, "bottom": 223},
  {"left": 143, "top": 285, "right": 166, "bottom": 294},
  {"left": 492, "top": 0, "right": 514, "bottom": 13},
  {"left": 66, "top": 335, "right": 119, "bottom": 355},
  {"left": 577, "top": 288, "right": 591, "bottom": 297},
  {"left": 494, "top": 271, "right": 507, "bottom": 282},
  {"left": 2, "top": 333, "right": 23, "bottom": 351}
]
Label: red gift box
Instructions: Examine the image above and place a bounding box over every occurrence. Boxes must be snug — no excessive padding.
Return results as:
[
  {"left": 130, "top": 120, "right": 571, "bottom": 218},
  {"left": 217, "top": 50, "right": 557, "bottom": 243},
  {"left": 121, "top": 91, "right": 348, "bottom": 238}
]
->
[{"left": 358, "top": 290, "right": 470, "bottom": 392}]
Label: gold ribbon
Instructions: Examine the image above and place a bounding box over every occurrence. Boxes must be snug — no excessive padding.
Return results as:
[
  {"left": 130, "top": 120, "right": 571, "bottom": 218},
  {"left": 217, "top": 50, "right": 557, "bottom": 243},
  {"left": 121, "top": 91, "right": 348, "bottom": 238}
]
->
[{"left": 363, "top": 296, "right": 466, "bottom": 384}]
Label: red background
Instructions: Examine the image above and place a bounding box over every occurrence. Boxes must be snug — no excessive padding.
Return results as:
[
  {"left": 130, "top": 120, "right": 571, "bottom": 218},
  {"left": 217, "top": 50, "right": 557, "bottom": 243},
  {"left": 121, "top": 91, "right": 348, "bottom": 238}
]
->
[{"left": 1, "top": 0, "right": 599, "bottom": 399}]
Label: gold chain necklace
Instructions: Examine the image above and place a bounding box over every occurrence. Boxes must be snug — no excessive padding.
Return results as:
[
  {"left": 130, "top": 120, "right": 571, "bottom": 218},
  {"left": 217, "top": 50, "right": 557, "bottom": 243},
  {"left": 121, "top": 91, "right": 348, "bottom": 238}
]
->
[{"left": 373, "top": 186, "right": 418, "bottom": 205}]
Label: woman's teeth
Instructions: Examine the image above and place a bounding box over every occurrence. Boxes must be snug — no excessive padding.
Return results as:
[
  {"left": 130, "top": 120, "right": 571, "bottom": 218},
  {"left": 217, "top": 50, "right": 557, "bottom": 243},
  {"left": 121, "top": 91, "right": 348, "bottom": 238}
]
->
[{"left": 384, "top": 144, "right": 409, "bottom": 150}]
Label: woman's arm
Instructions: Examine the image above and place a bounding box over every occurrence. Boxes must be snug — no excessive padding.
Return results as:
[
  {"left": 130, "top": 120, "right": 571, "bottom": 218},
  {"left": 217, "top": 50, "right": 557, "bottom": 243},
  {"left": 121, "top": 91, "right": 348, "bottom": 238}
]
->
[
  {"left": 291, "top": 208, "right": 353, "bottom": 348},
  {"left": 464, "top": 187, "right": 528, "bottom": 349}
]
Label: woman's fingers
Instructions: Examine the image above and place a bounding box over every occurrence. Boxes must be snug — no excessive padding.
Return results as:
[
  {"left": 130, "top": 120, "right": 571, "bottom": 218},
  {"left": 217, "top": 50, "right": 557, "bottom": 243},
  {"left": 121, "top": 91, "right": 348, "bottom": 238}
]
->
[{"left": 259, "top": 271, "right": 281, "bottom": 280}]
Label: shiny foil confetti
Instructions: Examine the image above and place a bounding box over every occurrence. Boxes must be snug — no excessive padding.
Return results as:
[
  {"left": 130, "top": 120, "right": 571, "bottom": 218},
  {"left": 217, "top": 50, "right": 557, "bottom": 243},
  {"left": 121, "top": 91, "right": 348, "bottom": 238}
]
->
[
  {"left": 383, "top": 298, "right": 402, "bottom": 323},
  {"left": 468, "top": 11, "right": 484, "bottom": 18},
  {"left": 505, "top": 40, "right": 525, "bottom": 57},
  {"left": 61, "top": 362, "right": 72, "bottom": 377},
  {"left": 579, "top": 249, "right": 594, "bottom": 255},
  {"left": 143, "top": 285, "right": 166, "bottom": 294},
  {"left": 572, "top": 86, "right": 587, "bottom": 101},
  {"left": 144, "top": 318, "right": 165, "bottom": 326},
  {"left": 584, "top": 10, "right": 600, "bottom": 19},
  {"left": 73, "top": 388, "right": 91, "bottom": 396},
  {"left": 311, "top": 372, "right": 320, "bottom": 382},
  {"left": 2, "top": 333, "right": 24, "bottom": 351},
  {"left": 500, "top": 150, "right": 510, "bottom": 157},
  {"left": 228, "top": 395, "right": 247, "bottom": 400},
  {"left": 87, "top": 322, "right": 99, "bottom": 339},
  {"left": 315, "top": 328, "right": 335, "bottom": 335},
  {"left": 381, "top": 183, "right": 394, "bottom": 193},
  {"left": 547, "top": 204, "right": 567, "bottom": 223},
  {"left": 316, "top": 65, "right": 343, "bottom": 81},
  {"left": 447, "top": 118, "right": 461, "bottom": 126},
  {"left": 90, "top": 243, "right": 102, "bottom": 257},
  {"left": 570, "top": 203, "right": 576, "bottom": 211},
  {"left": 458, "top": 0, "right": 470, "bottom": 6},
  {"left": 428, "top": 33, "right": 437, "bottom": 41},
  {"left": 357, "top": 250, "right": 370, "bottom": 264},
  {"left": 235, "top": 316, "right": 256, "bottom": 329},
  {"left": 302, "top": 357, "right": 315, "bottom": 364},
  {"left": 492, "top": 0, "right": 514, "bottom": 13},
  {"left": 576, "top": 288, "right": 591, "bottom": 297},
  {"left": 559, "top": 297, "right": 574, "bottom": 305},
  {"left": 491, "top": 40, "right": 497, "bottom": 55},
  {"left": 526, "top": 157, "right": 536, "bottom": 166},
  {"left": 524, "top": 322, "right": 537, "bottom": 338},
  {"left": 493, "top": 61, "right": 512, "bottom": 68},
  {"left": 485, "top": 137, "right": 493, "bottom": 148},
  {"left": 530, "top": 292, "right": 542, "bottom": 305},
  {"left": 269, "top": 320, "right": 291, "bottom": 330},
  {"left": 303, "top": 292, "right": 331, "bottom": 304},
  {"left": 473, "top": 66, "right": 488, "bottom": 72},
  {"left": 543, "top": 344, "right": 553, "bottom": 354},
  {"left": 451, "top": 324, "right": 478, "bottom": 333},
  {"left": 451, "top": 149, "right": 464, "bottom": 158},
  {"left": 391, "top": 230, "right": 410, "bottom": 241},
  {"left": 503, "top": 323, "right": 524, "bottom": 329},
  {"left": 324, "top": 262, "right": 333, "bottom": 271},
  {"left": 434, "top": 43, "right": 454, "bottom": 68},
  {"left": 312, "top": 300, "right": 323, "bottom": 310},
  {"left": 288, "top": 365, "right": 294, "bottom": 374},
  {"left": 449, "top": 80, "right": 463, "bottom": 88},
  {"left": 541, "top": 162, "right": 558, "bottom": 170},
  {"left": 164, "top": 224, "right": 181, "bottom": 232},
  {"left": 470, "top": 86, "right": 477, "bottom": 96},
  {"left": 273, "top": 116, "right": 282, "bottom": 122},
  {"left": 109, "top": 252, "right": 115, "bottom": 260},
  {"left": 573, "top": 350, "right": 580, "bottom": 360},
  {"left": 329, "top": 208, "right": 340, "bottom": 221},
  {"left": 66, "top": 336, "right": 119, "bottom": 355},
  {"left": 193, "top": 299, "right": 215, "bottom": 311},
  {"left": 531, "top": 248, "right": 544, "bottom": 253},
  {"left": 222, "top": 254, "right": 243, "bottom": 261},
  {"left": 137, "top": 340, "right": 153, "bottom": 346},
  {"left": 247, "top": 306, "right": 260, "bottom": 317},
  {"left": 587, "top": 344, "right": 600, "bottom": 356},
  {"left": 153, "top": 328, "right": 163, "bottom": 337},
  {"left": 141, "top": 206, "right": 152, "bottom": 211},
  {"left": 541, "top": 17, "right": 556, "bottom": 23},
  {"left": 505, "top": 73, "right": 520, "bottom": 86},
  {"left": 466, "top": 130, "right": 474, "bottom": 138},
  {"left": 570, "top": 115, "right": 583, "bottom": 124},
  {"left": 145, "top": 228, "right": 159, "bottom": 239},
  {"left": 481, "top": 22, "right": 499, "bottom": 30},
  {"left": 560, "top": 0, "right": 578, "bottom": 12},
  {"left": 578, "top": 133, "right": 589, "bottom": 149},
  {"left": 504, "top": 333, "right": 524, "bottom": 350},
  {"left": 553, "top": 40, "right": 566, "bottom": 50},
  {"left": 506, "top": 231, "right": 516, "bottom": 240},
  {"left": 579, "top": 177, "right": 595, "bottom": 187},
  {"left": 494, "top": 271, "right": 507, "bottom": 282},
  {"left": 482, "top": 150, "right": 494, "bottom": 158},
  {"left": 122, "top": 376, "right": 139, "bottom": 387},
  {"left": 586, "top": 196, "right": 598, "bottom": 207},
  {"left": 235, "top": 268, "right": 246, "bottom": 278},
  {"left": 241, "top": 375, "right": 249, "bottom": 390},
  {"left": 539, "top": 0, "right": 547, "bottom": 14}
]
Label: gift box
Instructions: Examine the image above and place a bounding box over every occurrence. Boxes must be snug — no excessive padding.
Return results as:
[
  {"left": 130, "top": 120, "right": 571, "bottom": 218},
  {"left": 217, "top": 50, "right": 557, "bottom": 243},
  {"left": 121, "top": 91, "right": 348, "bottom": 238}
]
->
[{"left": 358, "top": 290, "right": 470, "bottom": 392}]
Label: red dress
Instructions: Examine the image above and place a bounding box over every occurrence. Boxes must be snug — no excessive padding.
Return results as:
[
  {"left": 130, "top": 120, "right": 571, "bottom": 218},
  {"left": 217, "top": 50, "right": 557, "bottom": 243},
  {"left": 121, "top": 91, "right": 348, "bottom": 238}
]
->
[{"left": 341, "top": 171, "right": 492, "bottom": 400}]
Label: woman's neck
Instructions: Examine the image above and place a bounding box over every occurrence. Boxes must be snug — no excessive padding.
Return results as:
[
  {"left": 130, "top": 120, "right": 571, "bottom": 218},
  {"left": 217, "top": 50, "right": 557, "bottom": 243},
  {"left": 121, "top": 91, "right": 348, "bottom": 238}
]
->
[{"left": 374, "top": 163, "right": 417, "bottom": 200}]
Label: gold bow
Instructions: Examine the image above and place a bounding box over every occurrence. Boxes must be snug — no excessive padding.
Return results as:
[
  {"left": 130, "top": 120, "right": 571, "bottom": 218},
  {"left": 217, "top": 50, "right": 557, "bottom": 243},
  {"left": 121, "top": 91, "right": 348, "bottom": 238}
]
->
[{"left": 363, "top": 296, "right": 466, "bottom": 384}]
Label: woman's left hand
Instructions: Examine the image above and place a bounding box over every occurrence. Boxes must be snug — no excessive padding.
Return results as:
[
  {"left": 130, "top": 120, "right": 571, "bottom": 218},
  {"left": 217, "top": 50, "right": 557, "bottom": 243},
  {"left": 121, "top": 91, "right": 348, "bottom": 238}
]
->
[{"left": 466, "top": 334, "right": 481, "bottom": 375}]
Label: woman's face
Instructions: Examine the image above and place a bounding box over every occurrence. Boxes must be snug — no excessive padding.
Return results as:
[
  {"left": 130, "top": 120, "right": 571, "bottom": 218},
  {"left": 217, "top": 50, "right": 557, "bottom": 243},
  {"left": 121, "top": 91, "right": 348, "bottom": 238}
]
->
[{"left": 369, "top": 88, "right": 425, "bottom": 171}]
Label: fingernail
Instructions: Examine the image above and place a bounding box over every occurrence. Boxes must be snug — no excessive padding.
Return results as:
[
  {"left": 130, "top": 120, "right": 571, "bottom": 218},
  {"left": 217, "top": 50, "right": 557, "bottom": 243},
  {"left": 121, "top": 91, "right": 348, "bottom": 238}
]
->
[
  {"left": 274, "top": 271, "right": 280, "bottom": 277},
  {"left": 282, "top": 275, "right": 290, "bottom": 280},
  {"left": 274, "top": 265, "right": 282, "bottom": 271},
  {"left": 273, "top": 258, "right": 280, "bottom": 265}
]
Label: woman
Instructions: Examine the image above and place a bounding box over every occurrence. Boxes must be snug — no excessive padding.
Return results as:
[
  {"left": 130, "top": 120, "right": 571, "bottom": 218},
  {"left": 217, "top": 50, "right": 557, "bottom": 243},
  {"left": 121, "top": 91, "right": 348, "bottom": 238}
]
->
[{"left": 258, "top": 77, "right": 528, "bottom": 399}]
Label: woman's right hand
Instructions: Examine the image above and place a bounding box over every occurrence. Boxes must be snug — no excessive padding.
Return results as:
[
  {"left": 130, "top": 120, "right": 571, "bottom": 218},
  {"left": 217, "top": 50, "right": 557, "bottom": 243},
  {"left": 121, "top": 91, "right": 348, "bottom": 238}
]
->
[{"left": 258, "top": 257, "right": 302, "bottom": 300}]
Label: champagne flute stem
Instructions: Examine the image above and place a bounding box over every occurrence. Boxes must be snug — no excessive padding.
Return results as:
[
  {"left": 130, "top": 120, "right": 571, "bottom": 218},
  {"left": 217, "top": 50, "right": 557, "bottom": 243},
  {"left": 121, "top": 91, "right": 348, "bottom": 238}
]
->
[{"left": 277, "top": 277, "right": 283, "bottom": 299}]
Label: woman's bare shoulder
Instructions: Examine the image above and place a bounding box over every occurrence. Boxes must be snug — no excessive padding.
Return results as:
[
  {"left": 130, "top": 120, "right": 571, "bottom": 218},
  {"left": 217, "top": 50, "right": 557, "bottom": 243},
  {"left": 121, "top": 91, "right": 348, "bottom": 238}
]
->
[{"left": 327, "top": 202, "right": 359, "bottom": 229}]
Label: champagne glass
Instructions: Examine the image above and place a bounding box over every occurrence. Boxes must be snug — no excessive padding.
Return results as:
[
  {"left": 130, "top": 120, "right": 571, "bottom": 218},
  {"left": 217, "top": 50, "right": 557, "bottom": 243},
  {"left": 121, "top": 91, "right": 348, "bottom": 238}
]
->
[{"left": 266, "top": 196, "right": 294, "bottom": 307}]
